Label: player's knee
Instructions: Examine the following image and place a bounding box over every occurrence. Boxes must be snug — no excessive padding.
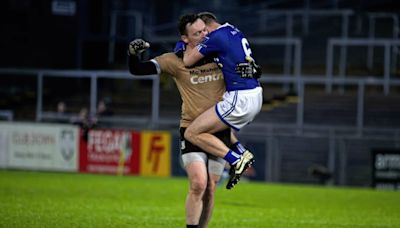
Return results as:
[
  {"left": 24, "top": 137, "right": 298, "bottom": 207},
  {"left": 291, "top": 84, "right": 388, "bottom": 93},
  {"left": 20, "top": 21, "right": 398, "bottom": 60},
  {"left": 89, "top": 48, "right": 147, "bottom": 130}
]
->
[
  {"left": 190, "top": 178, "right": 207, "bottom": 195},
  {"left": 184, "top": 127, "right": 196, "bottom": 142}
]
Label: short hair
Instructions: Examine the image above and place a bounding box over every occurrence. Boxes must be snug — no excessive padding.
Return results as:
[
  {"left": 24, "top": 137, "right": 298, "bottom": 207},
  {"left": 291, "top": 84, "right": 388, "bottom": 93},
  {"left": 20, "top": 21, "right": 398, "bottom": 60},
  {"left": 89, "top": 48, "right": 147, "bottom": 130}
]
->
[
  {"left": 198, "top": 12, "right": 218, "bottom": 25},
  {"left": 178, "top": 14, "right": 200, "bottom": 36}
]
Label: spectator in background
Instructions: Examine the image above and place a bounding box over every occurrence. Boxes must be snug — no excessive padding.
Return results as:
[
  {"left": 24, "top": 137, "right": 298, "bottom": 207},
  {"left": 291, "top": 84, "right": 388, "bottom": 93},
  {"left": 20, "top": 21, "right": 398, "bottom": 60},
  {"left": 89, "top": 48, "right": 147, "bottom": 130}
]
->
[
  {"left": 56, "top": 101, "right": 66, "bottom": 115},
  {"left": 71, "top": 107, "right": 96, "bottom": 141},
  {"left": 96, "top": 98, "right": 114, "bottom": 128},
  {"left": 97, "top": 98, "right": 114, "bottom": 117},
  {"left": 54, "top": 101, "right": 69, "bottom": 123}
]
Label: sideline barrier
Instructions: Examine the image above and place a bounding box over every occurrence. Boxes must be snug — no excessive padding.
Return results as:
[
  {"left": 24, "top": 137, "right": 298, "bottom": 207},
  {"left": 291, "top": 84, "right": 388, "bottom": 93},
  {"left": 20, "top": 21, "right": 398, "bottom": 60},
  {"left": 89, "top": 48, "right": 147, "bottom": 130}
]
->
[
  {"left": 79, "top": 129, "right": 140, "bottom": 175},
  {"left": 0, "top": 122, "right": 79, "bottom": 171},
  {"left": 139, "top": 131, "right": 171, "bottom": 177},
  {"left": 79, "top": 129, "right": 171, "bottom": 177},
  {"left": 0, "top": 121, "right": 171, "bottom": 177}
]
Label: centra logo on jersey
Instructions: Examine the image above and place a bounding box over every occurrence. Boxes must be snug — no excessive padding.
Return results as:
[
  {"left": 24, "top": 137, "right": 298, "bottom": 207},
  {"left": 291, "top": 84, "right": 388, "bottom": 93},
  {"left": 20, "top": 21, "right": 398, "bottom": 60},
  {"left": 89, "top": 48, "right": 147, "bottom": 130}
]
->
[{"left": 190, "top": 74, "right": 223, "bottom": 84}]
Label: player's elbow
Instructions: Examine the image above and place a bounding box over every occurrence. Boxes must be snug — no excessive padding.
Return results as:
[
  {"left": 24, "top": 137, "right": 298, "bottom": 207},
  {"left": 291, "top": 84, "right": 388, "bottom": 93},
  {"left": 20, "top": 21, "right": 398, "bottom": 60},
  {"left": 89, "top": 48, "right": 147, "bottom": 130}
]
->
[
  {"left": 128, "top": 56, "right": 158, "bottom": 75},
  {"left": 182, "top": 58, "right": 191, "bottom": 67},
  {"left": 183, "top": 53, "right": 195, "bottom": 67},
  {"left": 184, "top": 51, "right": 204, "bottom": 67},
  {"left": 128, "top": 65, "right": 139, "bottom": 75},
  {"left": 128, "top": 55, "right": 141, "bottom": 75}
]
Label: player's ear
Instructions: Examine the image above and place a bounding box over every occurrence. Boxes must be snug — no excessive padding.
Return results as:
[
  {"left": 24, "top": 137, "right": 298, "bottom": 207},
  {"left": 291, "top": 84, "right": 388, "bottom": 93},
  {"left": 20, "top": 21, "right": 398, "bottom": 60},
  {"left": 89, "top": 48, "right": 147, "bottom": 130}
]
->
[{"left": 181, "top": 35, "right": 189, "bottom": 44}]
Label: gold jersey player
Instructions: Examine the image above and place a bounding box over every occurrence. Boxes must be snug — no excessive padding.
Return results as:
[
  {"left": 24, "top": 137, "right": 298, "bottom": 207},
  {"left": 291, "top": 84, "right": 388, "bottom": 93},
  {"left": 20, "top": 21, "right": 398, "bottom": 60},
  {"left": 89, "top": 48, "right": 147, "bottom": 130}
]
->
[{"left": 128, "top": 14, "right": 258, "bottom": 228}]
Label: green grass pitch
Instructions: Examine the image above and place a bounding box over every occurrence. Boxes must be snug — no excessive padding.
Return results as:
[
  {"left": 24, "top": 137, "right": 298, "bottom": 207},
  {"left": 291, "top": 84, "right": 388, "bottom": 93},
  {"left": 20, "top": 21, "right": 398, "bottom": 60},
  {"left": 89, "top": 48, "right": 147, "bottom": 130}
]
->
[{"left": 0, "top": 170, "right": 399, "bottom": 227}]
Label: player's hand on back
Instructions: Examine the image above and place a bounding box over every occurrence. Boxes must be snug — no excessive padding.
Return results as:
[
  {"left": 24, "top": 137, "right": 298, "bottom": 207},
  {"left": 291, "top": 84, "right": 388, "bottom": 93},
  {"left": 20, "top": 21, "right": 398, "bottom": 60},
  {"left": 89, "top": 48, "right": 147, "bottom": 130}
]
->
[
  {"left": 246, "top": 56, "right": 262, "bottom": 79},
  {"left": 235, "top": 56, "right": 262, "bottom": 79},
  {"left": 129, "top": 39, "right": 150, "bottom": 55}
]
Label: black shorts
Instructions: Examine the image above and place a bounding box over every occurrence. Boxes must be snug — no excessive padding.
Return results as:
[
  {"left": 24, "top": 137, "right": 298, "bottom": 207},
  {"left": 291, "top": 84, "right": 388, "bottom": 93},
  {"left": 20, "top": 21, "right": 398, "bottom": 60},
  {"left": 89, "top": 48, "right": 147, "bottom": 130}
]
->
[{"left": 180, "top": 127, "right": 231, "bottom": 155}]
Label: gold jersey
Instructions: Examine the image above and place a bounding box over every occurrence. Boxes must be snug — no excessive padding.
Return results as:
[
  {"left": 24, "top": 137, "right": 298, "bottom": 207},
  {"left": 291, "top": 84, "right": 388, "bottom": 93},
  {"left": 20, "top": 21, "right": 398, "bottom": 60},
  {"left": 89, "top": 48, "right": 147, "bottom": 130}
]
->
[{"left": 154, "top": 53, "right": 225, "bottom": 128}]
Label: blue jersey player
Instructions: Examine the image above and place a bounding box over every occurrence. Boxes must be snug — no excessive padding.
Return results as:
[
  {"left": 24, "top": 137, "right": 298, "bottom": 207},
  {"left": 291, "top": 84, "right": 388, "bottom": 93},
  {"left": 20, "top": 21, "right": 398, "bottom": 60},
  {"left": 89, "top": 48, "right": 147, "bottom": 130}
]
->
[{"left": 183, "top": 12, "right": 263, "bottom": 189}]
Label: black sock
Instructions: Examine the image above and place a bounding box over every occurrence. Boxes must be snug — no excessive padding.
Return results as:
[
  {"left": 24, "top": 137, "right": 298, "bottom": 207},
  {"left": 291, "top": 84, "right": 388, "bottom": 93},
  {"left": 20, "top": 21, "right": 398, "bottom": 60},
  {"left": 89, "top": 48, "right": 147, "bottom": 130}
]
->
[{"left": 187, "top": 225, "right": 198, "bottom": 228}]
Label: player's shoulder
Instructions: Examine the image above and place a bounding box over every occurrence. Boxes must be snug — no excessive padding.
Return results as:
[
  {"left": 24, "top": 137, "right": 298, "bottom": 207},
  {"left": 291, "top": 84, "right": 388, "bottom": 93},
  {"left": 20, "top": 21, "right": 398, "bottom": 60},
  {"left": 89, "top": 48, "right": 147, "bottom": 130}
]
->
[
  {"left": 209, "top": 23, "right": 239, "bottom": 38},
  {"left": 217, "top": 23, "right": 237, "bottom": 32},
  {"left": 158, "top": 52, "right": 179, "bottom": 59},
  {"left": 154, "top": 52, "right": 184, "bottom": 73},
  {"left": 155, "top": 52, "right": 180, "bottom": 63}
]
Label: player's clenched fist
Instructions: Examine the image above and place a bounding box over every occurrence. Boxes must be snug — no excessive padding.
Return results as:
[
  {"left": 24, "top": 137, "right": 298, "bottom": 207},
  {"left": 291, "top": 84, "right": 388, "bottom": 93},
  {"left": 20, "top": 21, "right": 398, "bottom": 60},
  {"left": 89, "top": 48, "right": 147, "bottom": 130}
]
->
[{"left": 128, "top": 39, "right": 150, "bottom": 55}]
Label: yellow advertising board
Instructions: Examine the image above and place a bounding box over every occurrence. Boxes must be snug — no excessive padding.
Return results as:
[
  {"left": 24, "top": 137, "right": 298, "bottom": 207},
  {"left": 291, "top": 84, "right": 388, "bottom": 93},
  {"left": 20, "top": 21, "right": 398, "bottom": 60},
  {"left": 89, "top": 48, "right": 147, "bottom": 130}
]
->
[{"left": 140, "top": 131, "right": 171, "bottom": 177}]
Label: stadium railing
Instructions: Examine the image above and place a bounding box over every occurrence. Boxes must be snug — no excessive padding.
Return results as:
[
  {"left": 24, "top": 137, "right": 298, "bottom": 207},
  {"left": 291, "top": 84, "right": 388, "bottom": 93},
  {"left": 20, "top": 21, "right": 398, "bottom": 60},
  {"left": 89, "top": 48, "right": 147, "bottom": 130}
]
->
[
  {"left": 325, "top": 38, "right": 400, "bottom": 94},
  {"left": 366, "top": 12, "right": 399, "bottom": 71},
  {"left": 256, "top": 9, "right": 353, "bottom": 36},
  {"left": 258, "top": 75, "right": 400, "bottom": 132},
  {"left": 2, "top": 68, "right": 400, "bottom": 131},
  {"left": 0, "top": 69, "right": 160, "bottom": 128}
]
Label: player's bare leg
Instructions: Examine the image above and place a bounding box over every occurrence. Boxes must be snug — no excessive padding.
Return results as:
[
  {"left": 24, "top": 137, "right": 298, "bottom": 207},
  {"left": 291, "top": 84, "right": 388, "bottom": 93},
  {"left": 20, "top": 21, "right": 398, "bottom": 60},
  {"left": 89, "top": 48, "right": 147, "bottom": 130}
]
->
[
  {"left": 185, "top": 107, "right": 254, "bottom": 189},
  {"left": 184, "top": 107, "right": 229, "bottom": 157},
  {"left": 185, "top": 161, "right": 208, "bottom": 226},
  {"left": 198, "top": 173, "right": 220, "bottom": 228}
]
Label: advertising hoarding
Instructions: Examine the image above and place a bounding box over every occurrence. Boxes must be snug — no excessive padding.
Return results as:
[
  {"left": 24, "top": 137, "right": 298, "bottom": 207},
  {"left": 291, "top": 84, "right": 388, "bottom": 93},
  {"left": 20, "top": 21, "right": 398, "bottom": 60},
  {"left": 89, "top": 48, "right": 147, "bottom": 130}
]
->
[{"left": 0, "top": 122, "right": 79, "bottom": 171}]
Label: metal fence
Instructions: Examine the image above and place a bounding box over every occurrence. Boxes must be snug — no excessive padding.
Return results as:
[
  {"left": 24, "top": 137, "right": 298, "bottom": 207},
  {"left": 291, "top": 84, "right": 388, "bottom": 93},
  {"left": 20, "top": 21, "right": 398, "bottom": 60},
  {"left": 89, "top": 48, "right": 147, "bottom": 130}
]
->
[
  {"left": 0, "top": 68, "right": 159, "bottom": 126},
  {"left": 1, "top": 68, "right": 400, "bottom": 129},
  {"left": 237, "top": 124, "right": 400, "bottom": 186}
]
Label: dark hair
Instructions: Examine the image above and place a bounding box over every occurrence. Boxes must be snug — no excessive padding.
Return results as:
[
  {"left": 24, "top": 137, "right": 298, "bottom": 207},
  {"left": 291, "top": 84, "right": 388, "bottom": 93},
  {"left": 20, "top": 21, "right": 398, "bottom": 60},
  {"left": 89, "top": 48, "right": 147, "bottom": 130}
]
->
[
  {"left": 198, "top": 12, "right": 218, "bottom": 25},
  {"left": 178, "top": 14, "right": 200, "bottom": 35}
]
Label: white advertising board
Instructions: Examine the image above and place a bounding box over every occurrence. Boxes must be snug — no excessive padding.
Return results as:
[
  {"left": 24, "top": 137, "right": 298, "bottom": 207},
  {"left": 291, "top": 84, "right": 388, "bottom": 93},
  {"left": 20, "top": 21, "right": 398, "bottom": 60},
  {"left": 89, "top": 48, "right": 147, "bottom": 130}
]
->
[
  {"left": 0, "top": 122, "right": 79, "bottom": 172},
  {"left": 0, "top": 127, "right": 8, "bottom": 168}
]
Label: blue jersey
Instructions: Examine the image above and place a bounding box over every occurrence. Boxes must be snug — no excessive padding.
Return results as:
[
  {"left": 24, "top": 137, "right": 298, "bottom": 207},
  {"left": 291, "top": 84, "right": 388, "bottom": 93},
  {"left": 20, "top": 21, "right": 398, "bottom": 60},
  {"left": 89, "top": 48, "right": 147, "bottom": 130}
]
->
[{"left": 197, "top": 23, "right": 260, "bottom": 91}]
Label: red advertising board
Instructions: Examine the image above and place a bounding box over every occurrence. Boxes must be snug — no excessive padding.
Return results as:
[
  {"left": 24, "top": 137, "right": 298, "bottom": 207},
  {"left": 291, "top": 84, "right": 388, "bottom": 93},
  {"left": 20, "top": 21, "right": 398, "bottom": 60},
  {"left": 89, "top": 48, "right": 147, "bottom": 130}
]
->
[{"left": 79, "top": 129, "right": 140, "bottom": 175}]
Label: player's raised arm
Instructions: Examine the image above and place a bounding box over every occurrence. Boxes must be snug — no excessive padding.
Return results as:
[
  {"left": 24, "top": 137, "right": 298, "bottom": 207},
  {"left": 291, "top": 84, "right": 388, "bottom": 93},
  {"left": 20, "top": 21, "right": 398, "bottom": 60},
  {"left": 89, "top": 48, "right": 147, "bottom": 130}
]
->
[
  {"left": 183, "top": 43, "right": 205, "bottom": 67},
  {"left": 128, "top": 39, "right": 159, "bottom": 75}
]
